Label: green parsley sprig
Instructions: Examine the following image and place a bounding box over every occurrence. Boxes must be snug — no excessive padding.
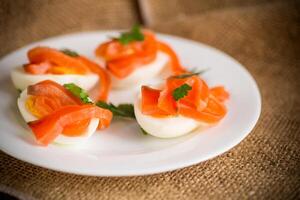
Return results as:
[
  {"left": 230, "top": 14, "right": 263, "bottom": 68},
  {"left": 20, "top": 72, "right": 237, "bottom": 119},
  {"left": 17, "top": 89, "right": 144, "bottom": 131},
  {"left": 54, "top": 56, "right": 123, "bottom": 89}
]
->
[
  {"left": 63, "top": 83, "right": 150, "bottom": 135},
  {"left": 96, "top": 101, "right": 148, "bottom": 135},
  {"left": 172, "top": 83, "right": 192, "bottom": 101},
  {"left": 63, "top": 83, "right": 93, "bottom": 104},
  {"left": 116, "top": 24, "right": 145, "bottom": 45},
  {"left": 96, "top": 101, "right": 135, "bottom": 119},
  {"left": 63, "top": 83, "right": 136, "bottom": 119},
  {"left": 60, "top": 48, "right": 79, "bottom": 57},
  {"left": 170, "top": 69, "right": 208, "bottom": 79},
  {"left": 62, "top": 83, "right": 150, "bottom": 135}
]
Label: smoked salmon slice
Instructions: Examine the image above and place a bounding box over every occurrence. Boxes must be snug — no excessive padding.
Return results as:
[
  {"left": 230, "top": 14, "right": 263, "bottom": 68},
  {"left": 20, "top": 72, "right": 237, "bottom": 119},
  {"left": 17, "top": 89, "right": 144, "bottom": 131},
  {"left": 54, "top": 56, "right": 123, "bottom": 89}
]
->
[
  {"left": 140, "top": 75, "right": 229, "bottom": 123},
  {"left": 62, "top": 119, "right": 91, "bottom": 137},
  {"left": 27, "top": 80, "right": 82, "bottom": 105},
  {"left": 141, "top": 86, "right": 170, "bottom": 117},
  {"left": 95, "top": 29, "right": 187, "bottom": 78},
  {"left": 178, "top": 95, "right": 227, "bottom": 123},
  {"left": 210, "top": 86, "right": 230, "bottom": 102},
  {"left": 157, "top": 41, "right": 186, "bottom": 74},
  {"left": 27, "top": 47, "right": 90, "bottom": 74},
  {"left": 77, "top": 56, "right": 111, "bottom": 101},
  {"left": 28, "top": 105, "right": 112, "bottom": 146},
  {"left": 25, "top": 80, "right": 113, "bottom": 144},
  {"left": 24, "top": 61, "right": 52, "bottom": 74},
  {"left": 24, "top": 47, "right": 111, "bottom": 101}
]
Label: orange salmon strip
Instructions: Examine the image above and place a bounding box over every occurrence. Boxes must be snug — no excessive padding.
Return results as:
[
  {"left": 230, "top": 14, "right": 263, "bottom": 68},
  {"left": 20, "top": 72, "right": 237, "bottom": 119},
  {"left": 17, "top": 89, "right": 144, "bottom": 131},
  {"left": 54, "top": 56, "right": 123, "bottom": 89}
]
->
[
  {"left": 141, "top": 86, "right": 170, "bottom": 117},
  {"left": 24, "top": 61, "right": 52, "bottom": 74},
  {"left": 97, "top": 32, "right": 157, "bottom": 78},
  {"left": 62, "top": 119, "right": 92, "bottom": 137},
  {"left": 157, "top": 41, "right": 187, "bottom": 74},
  {"left": 141, "top": 75, "right": 229, "bottom": 123},
  {"left": 25, "top": 46, "right": 112, "bottom": 101},
  {"left": 26, "top": 95, "right": 63, "bottom": 118},
  {"left": 178, "top": 95, "right": 227, "bottom": 123},
  {"left": 210, "top": 86, "right": 230, "bottom": 102},
  {"left": 27, "top": 80, "right": 82, "bottom": 105},
  {"left": 77, "top": 56, "right": 111, "bottom": 101},
  {"left": 107, "top": 52, "right": 156, "bottom": 78},
  {"left": 27, "top": 47, "right": 90, "bottom": 74},
  {"left": 26, "top": 80, "right": 90, "bottom": 136},
  {"left": 28, "top": 105, "right": 112, "bottom": 146},
  {"left": 95, "top": 31, "right": 186, "bottom": 78}
]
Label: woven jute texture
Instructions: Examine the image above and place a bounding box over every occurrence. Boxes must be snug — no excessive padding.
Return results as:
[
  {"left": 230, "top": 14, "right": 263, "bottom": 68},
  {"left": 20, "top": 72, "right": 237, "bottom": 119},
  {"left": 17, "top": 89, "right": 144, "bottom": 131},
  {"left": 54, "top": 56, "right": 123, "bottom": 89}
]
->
[
  {"left": 1, "top": 0, "right": 300, "bottom": 199},
  {"left": 138, "top": 0, "right": 284, "bottom": 25},
  {"left": 0, "top": 0, "right": 141, "bottom": 57}
]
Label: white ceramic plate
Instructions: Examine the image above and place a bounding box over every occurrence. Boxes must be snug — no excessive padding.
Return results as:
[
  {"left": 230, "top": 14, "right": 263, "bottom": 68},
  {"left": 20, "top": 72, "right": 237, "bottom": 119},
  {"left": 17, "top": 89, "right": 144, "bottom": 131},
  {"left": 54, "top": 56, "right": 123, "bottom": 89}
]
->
[{"left": 0, "top": 31, "right": 261, "bottom": 176}]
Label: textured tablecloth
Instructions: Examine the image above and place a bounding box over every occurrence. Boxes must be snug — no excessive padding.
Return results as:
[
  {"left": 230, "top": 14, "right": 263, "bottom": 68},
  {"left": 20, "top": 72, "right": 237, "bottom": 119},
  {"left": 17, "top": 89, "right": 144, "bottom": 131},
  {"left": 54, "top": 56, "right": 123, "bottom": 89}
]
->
[{"left": 0, "top": 0, "right": 299, "bottom": 199}]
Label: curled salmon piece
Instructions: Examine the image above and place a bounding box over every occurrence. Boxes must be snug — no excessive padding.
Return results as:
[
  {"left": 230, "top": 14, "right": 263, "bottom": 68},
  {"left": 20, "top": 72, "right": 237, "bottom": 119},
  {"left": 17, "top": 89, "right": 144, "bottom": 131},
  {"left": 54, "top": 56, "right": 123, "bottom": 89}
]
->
[
  {"left": 28, "top": 105, "right": 112, "bottom": 146},
  {"left": 25, "top": 80, "right": 113, "bottom": 145},
  {"left": 77, "top": 56, "right": 111, "bottom": 101},
  {"left": 95, "top": 29, "right": 187, "bottom": 78},
  {"left": 157, "top": 41, "right": 186, "bottom": 74},
  {"left": 141, "top": 74, "right": 229, "bottom": 124},
  {"left": 24, "top": 61, "right": 52, "bottom": 74},
  {"left": 210, "top": 86, "right": 230, "bottom": 102},
  {"left": 27, "top": 80, "right": 82, "bottom": 106},
  {"left": 24, "top": 47, "right": 111, "bottom": 101},
  {"left": 26, "top": 47, "right": 90, "bottom": 74},
  {"left": 96, "top": 32, "right": 157, "bottom": 78},
  {"left": 141, "top": 86, "right": 170, "bottom": 117},
  {"left": 178, "top": 95, "right": 227, "bottom": 123}
]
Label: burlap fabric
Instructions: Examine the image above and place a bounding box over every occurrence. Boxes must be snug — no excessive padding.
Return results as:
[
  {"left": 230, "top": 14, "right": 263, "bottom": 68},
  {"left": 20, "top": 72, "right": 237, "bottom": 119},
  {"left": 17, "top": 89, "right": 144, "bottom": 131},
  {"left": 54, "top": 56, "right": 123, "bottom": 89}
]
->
[
  {"left": 0, "top": 0, "right": 299, "bottom": 199},
  {"left": 0, "top": 0, "right": 140, "bottom": 57}
]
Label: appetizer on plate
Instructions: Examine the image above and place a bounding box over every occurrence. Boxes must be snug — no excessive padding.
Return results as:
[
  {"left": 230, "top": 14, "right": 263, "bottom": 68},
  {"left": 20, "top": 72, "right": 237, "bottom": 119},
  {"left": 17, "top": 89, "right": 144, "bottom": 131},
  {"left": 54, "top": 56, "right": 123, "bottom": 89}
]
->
[
  {"left": 18, "top": 80, "right": 112, "bottom": 146},
  {"left": 134, "top": 73, "right": 229, "bottom": 138},
  {"left": 95, "top": 25, "right": 186, "bottom": 88},
  {"left": 11, "top": 47, "right": 110, "bottom": 101}
]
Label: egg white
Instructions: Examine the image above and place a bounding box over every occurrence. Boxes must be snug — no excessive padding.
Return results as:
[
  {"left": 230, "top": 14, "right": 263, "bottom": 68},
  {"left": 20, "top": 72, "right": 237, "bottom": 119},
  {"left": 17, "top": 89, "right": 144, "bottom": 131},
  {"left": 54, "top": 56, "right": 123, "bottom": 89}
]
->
[
  {"left": 96, "top": 51, "right": 169, "bottom": 89},
  {"left": 18, "top": 89, "right": 99, "bottom": 145},
  {"left": 134, "top": 96, "right": 206, "bottom": 138},
  {"left": 11, "top": 67, "right": 99, "bottom": 91}
]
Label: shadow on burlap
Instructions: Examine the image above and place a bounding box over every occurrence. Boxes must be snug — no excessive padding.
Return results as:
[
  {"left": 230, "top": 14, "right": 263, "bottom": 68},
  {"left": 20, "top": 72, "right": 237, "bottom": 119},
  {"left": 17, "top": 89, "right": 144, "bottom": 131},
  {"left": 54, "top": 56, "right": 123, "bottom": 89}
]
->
[{"left": 0, "top": 0, "right": 299, "bottom": 199}]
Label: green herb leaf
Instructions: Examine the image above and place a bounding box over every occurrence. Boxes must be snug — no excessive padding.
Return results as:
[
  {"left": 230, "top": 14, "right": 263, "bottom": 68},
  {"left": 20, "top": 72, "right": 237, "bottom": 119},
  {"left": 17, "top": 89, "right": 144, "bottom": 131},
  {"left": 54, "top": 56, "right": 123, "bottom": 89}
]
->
[
  {"left": 140, "top": 127, "right": 149, "bottom": 135},
  {"left": 61, "top": 48, "right": 79, "bottom": 57},
  {"left": 170, "top": 69, "right": 208, "bottom": 79},
  {"left": 63, "top": 83, "right": 92, "bottom": 104},
  {"left": 96, "top": 101, "right": 135, "bottom": 119},
  {"left": 172, "top": 83, "right": 192, "bottom": 101},
  {"left": 117, "top": 24, "right": 144, "bottom": 45}
]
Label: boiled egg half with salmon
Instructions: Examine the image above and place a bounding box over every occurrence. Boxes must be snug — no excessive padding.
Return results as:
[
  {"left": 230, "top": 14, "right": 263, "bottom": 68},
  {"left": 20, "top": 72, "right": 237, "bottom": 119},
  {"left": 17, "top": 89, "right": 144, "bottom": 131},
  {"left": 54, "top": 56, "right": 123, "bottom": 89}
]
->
[
  {"left": 11, "top": 47, "right": 111, "bottom": 101},
  {"left": 17, "top": 80, "right": 112, "bottom": 146},
  {"left": 95, "top": 25, "right": 186, "bottom": 89},
  {"left": 134, "top": 74, "right": 229, "bottom": 138}
]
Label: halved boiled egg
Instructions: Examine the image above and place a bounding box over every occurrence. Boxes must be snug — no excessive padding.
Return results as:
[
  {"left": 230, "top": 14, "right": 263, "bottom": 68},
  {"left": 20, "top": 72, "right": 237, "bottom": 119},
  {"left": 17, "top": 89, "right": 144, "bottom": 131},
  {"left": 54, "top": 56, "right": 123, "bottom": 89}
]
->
[
  {"left": 95, "top": 27, "right": 187, "bottom": 89},
  {"left": 11, "top": 67, "right": 99, "bottom": 91},
  {"left": 134, "top": 74, "right": 229, "bottom": 138},
  {"left": 18, "top": 89, "right": 100, "bottom": 145},
  {"left": 134, "top": 96, "right": 205, "bottom": 138}
]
